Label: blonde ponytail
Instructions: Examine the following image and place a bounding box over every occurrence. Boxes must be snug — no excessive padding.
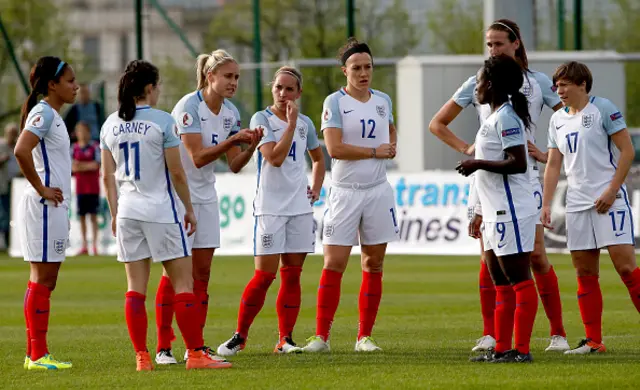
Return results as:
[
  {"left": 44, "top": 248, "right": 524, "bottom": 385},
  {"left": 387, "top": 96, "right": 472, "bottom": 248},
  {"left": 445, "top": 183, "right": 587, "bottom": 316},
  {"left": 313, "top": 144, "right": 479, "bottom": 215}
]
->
[{"left": 195, "top": 49, "right": 236, "bottom": 90}]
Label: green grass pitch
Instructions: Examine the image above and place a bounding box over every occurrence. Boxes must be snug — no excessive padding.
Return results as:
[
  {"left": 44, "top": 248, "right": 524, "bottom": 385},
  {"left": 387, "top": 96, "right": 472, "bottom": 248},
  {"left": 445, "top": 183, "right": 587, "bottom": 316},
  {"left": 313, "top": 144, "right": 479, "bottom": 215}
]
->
[{"left": 2, "top": 253, "right": 640, "bottom": 389}]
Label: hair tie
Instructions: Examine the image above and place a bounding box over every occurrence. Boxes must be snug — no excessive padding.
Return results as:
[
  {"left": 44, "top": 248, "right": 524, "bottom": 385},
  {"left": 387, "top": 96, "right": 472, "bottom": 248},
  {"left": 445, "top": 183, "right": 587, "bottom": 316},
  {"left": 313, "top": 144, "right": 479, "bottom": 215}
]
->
[
  {"left": 55, "top": 61, "right": 66, "bottom": 77},
  {"left": 275, "top": 70, "right": 303, "bottom": 87},
  {"left": 341, "top": 43, "right": 372, "bottom": 65}
]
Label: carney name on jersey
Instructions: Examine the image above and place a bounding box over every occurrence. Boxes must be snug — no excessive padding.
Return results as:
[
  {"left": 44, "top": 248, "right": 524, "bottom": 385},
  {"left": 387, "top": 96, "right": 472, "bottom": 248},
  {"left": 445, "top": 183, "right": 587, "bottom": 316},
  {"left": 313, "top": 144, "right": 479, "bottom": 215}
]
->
[
  {"left": 23, "top": 101, "right": 72, "bottom": 207},
  {"left": 172, "top": 90, "right": 241, "bottom": 204},
  {"left": 548, "top": 96, "right": 630, "bottom": 213},
  {"left": 252, "top": 108, "right": 320, "bottom": 216},
  {"left": 475, "top": 104, "right": 537, "bottom": 223},
  {"left": 321, "top": 87, "right": 393, "bottom": 185},
  {"left": 453, "top": 70, "right": 560, "bottom": 182},
  {"left": 100, "top": 106, "right": 182, "bottom": 223}
]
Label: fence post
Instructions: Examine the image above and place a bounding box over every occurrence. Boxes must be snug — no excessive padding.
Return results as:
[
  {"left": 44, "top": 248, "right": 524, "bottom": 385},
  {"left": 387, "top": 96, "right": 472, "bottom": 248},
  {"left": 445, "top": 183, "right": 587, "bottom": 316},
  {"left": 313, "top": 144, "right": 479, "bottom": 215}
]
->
[
  {"left": 136, "top": 0, "right": 144, "bottom": 59},
  {"left": 347, "top": 0, "right": 355, "bottom": 38},
  {"left": 253, "top": 0, "right": 263, "bottom": 112}
]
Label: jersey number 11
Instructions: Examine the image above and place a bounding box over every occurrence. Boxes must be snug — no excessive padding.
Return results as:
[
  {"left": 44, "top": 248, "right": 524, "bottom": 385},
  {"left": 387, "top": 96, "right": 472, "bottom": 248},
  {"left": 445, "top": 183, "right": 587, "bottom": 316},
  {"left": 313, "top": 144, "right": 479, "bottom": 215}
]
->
[{"left": 119, "top": 141, "right": 141, "bottom": 180}]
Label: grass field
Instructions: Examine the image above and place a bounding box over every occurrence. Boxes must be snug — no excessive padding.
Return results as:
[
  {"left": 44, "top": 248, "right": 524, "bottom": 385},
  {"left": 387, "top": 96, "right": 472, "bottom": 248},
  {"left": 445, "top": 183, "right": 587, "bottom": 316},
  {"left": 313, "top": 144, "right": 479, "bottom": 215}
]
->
[{"left": 2, "top": 253, "right": 640, "bottom": 389}]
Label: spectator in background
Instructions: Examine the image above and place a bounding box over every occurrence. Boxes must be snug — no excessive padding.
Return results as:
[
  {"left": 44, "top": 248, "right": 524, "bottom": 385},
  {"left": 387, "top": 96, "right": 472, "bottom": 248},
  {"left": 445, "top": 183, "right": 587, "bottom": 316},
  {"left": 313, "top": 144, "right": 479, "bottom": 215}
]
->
[
  {"left": 71, "top": 121, "right": 100, "bottom": 255},
  {"left": 0, "top": 122, "right": 20, "bottom": 249},
  {"left": 64, "top": 83, "right": 104, "bottom": 142}
]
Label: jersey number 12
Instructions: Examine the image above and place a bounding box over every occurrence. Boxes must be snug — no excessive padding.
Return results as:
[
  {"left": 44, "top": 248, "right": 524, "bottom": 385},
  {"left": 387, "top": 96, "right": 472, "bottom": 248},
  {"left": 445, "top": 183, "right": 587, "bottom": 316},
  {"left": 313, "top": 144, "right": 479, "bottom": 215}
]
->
[{"left": 119, "top": 141, "right": 141, "bottom": 180}]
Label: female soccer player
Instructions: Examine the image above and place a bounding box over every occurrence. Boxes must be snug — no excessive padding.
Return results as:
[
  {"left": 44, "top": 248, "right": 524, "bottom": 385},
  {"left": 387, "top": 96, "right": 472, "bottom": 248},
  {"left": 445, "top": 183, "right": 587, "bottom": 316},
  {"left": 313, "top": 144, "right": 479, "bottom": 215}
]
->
[
  {"left": 16, "top": 56, "right": 78, "bottom": 370},
  {"left": 457, "top": 54, "right": 539, "bottom": 363},
  {"left": 154, "top": 50, "right": 260, "bottom": 364},
  {"left": 302, "top": 38, "right": 398, "bottom": 353},
  {"left": 542, "top": 61, "right": 640, "bottom": 355},
  {"left": 429, "top": 19, "right": 568, "bottom": 353},
  {"left": 101, "top": 60, "right": 231, "bottom": 371},
  {"left": 216, "top": 67, "right": 325, "bottom": 356}
]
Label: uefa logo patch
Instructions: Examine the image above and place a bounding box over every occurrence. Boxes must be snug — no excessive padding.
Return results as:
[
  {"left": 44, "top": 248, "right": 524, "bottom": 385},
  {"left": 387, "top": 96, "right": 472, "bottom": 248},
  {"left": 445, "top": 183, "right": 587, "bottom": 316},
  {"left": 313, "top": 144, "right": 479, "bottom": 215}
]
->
[
  {"left": 261, "top": 234, "right": 273, "bottom": 248},
  {"left": 54, "top": 239, "right": 66, "bottom": 254},
  {"left": 582, "top": 113, "right": 595, "bottom": 128},
  {"left": 223, "top": 117, "right": 233, "bottom": 132},
  {"left": 376, "top": 105, "right": 386, "bottom": 118}
]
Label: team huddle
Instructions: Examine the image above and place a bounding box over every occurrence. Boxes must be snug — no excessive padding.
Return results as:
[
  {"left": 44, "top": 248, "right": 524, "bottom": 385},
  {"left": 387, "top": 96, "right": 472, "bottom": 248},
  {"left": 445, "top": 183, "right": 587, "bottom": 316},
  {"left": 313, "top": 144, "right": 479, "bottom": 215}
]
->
[{"left": 12, "top": 18, "right": 640, "bottom": 371}]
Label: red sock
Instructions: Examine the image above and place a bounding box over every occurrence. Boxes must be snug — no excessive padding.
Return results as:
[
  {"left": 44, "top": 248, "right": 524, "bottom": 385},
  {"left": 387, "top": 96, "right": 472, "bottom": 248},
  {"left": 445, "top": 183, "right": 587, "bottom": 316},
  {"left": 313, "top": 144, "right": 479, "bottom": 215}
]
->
[
  {"left": 358, "top": 271, "right": 383, "bottom": 339},
  {"left": 236, "top": 270, "right": 276, "bottom": 338},
  {"left": 316, "top": 269, "right": 343, "bottom": 341},
  {"left": 27, "top": 282, "right": 51, "bottom": 361},
  {"left": 193, "top": 279, "right": 209, "bottom": 330},
  {"left": 513, "top": 280, "right": 538, "bottom": 354},
  {"left": 621, "top": 267, "right": 640, "bottom": 313},
  {"left": 577, "top": 275, "right": 603, "bottom": 344},
  {"left": 277, "top": 266, "right": 302, "bottom": 339},
  {"left": 494, "top": 285, "right": 516, "bottom": 353},
  {"left": 174, "top": 292, "right": 204, "bottom": 350},
  {"left": 125, "top": 291, "right": 148, "bottom": 352},
  {"left": 479, "top": 261, "right": 496, "bottom": 337},
  {"left": 155, "top": 276, "right": 175, "bottom": 352},
  {"left": 534, "top": 266, "right": 566, "bottom": 337},
  {"left": 24, "top": 281, "right": 32, "bottom": 357}
]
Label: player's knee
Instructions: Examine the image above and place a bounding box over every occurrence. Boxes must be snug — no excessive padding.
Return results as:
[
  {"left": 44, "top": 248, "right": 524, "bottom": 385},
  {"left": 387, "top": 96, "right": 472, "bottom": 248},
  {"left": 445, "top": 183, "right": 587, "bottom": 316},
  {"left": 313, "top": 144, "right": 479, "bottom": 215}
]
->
[
  {"left": 575, "top": 266, "right": 598, "bottom": 277},
  {"left": 361, "top": 255, "right": 383, "bottom": 273},
  {"left": 192, "top": 263, "right": 212, "bottom": 283},
  {"left": 614, "top": 262, "right": 636, "bottom": 277},
  {"left": 530, "top": 250, "right": 550, "bottom": 274}
]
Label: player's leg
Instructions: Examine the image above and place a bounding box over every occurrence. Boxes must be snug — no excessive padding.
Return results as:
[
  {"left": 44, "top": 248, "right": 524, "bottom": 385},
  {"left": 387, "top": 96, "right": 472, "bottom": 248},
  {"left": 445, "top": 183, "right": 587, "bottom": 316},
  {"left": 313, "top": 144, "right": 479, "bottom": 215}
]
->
[
  {"left": 475, "top": 236, "right": 497, "bottom": 352},
  {"left": 124, "top": 259, "right": 153, "bottom": 371},
  {"left": 155, "top": 267, "right": 177, "bottom": 364},
  {"left": 608, "top": 244, "right": 640, "bottom": 313},
  {"left": 354, "top": 243, "right": 386, "bottom": 352},
  {"left": 530, "top": 224, "right": 568, "bottom": 351},
  {"left": 275, "top": 252, "right": 306, "bottom": 353},
  {"left": 78, "top": 213, "right": 88, "bottom": 255},
  {"left": 90, "top": 212, "right": 99, "bottom": 255}
]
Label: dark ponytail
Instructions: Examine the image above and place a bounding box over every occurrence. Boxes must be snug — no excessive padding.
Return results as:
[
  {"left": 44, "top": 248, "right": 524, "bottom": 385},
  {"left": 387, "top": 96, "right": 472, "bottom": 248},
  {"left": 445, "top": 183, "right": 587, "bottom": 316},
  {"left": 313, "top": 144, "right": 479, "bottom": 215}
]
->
[
  {"left": 117, "top": 60, "right": 159, "bottom": 121},
  {"left": 482, "top": 54, "right": 531, "bottom": 130},
  {"left": 20, "top": 56, "right": 67, "bottom": 129}
]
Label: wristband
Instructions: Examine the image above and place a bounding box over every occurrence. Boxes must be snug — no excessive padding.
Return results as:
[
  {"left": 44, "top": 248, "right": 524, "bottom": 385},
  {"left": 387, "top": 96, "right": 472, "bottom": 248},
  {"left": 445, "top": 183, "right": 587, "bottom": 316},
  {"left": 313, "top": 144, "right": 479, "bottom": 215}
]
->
[{"left": 371, "top": 148, "right": 376, "bottom": 158}]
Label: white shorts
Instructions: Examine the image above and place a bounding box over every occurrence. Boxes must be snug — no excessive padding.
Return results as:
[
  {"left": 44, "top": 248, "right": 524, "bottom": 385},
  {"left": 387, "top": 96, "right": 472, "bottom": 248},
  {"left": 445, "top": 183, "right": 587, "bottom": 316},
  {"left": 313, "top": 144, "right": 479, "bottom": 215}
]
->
[
  {"left": 116, "top": 218, "right": 191, "bottom": 263},
  {"left": 189, "top": 202, "right": 220, "bottom": 249},
  {"left": 531, "top": 181, "right": 543, "bottom": 225},
  {"left": 19, "top": 196, "right": 69, "bottom": 262},
  {"left": 482, "top": 214, "right": 536, "bottom": 256},
  {"left": 322, "top": 181, "right": 399, "bottom": 246},
  {"left": 254, "top": 213, "right": 315, "bottom": 255},
  {"left": 566, "top": 206, "right": 635, "bottom": 251}
]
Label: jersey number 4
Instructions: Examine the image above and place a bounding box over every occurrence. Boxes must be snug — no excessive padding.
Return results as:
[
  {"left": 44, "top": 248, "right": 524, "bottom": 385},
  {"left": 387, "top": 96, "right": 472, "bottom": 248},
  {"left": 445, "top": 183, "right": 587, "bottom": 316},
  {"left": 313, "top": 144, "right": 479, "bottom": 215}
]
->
[
  {"left": 288, "top": 141, "right": 297, "bottom": 161},
  {"left": 119, "top": 141, "right": 141, "bottom": 180},
  {"left": 360, "top": 119, "right": 376, "bottom": 139}
]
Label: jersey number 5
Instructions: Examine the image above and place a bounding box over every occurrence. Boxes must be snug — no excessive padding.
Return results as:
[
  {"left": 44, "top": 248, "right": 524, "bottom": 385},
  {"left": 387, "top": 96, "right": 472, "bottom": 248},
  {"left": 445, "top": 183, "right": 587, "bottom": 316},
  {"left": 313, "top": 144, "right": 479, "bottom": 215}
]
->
[
  {"left": 119, "top": 141, "right": 141, "bottom": 180},
  {"left": 360, "top": 119, "right": 376, "bottom": 139}
]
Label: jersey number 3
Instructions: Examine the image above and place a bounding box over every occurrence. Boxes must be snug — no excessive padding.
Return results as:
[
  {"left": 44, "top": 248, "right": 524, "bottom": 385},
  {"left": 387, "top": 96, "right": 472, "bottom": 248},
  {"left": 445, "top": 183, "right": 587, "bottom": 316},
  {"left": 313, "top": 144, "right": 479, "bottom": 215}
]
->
[{"left": 119, "top": 141, "right": 141, "bottom": 180}]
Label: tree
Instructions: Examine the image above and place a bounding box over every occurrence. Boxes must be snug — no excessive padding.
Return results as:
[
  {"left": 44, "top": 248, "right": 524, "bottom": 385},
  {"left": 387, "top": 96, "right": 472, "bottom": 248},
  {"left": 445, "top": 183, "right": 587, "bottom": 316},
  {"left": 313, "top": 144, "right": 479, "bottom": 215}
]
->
[
  {"left": 0, "top": 0, "right": 82, "bottom": 126},
  {"left": 160, "top": 0, "right": 421, "bottom": 132},
  {"left": 424, "top": 0, "right": 484, "bottom": 55}
]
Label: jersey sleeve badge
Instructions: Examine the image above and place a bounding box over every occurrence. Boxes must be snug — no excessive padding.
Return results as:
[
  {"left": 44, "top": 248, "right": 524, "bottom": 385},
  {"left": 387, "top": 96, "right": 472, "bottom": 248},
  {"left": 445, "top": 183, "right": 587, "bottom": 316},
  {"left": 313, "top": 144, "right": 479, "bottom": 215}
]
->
[
  {"left": 180, "top": 112, "right": 193, "bottom": 127},
  {"left": 322, "top": 107, "right": 332, "bottom": 122}
]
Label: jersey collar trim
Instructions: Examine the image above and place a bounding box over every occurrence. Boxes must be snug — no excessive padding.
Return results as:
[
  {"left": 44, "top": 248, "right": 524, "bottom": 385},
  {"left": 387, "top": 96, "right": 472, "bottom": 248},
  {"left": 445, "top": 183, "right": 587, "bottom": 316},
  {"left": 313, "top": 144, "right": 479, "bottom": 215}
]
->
[
  {"left": 135, "top": 105, "right": 151, "bottom": 111},
  {"left": 197, "top": 90, "right": 204, "bottom": 102}
]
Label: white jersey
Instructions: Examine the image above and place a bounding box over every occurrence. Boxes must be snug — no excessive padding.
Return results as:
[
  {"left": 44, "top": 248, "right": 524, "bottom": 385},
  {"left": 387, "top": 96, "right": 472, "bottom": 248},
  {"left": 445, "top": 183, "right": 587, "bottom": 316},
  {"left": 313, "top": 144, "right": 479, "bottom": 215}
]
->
[
  {"left": 321, "top": 87, "right": 393, "bottom": 185},
  {"left": 100, "top": 106, "right": 182, "bottom": 223},
  {"left": 252, "top": 108, "right": 320, "bottom": 216},
  {"left": 474, "top": 103, "right": 537, "bottom": 223},
  {"left": 548, "top": 96, "right": 630, "bottom": 212},
  {"left": 172, "top": 91, "right": 241, "bottom": 204},
  {"left": 453, "top": 69, "right": 560, "bottom": 182},
  {"left": 23, "top": 101, "right": 72, "bottom": 208}
]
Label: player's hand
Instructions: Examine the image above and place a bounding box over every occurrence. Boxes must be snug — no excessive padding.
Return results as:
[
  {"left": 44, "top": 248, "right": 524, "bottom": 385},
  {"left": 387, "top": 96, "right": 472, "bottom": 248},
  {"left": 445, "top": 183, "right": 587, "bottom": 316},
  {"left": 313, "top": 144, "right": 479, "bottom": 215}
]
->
[
  {"left": 39, "top": 186, "right": 63, "bottom": 207},
  {"left": 286, "top": 101, "right": 299, "bottom": 125},
  {"left": 183, "top": 211, "right": 197, "bottom": 236},
  {"left": 455, "top": 159, "right": 478, "bottom": 177},
  {"left": 468, "top": 214, "right": 483, "bottom": 239},
  {"left": 595, "top": 187, "right": 617, "bottom": 214},
  {"left": 375, "top": 144, "right": 395, "bottom": 159},
  {"left": 233, "top": 129, "right": 255, "bottom": 144},
  {"left": 389, "top": 142, "right": 397, "bottom": 159},
  {"left": 540, "top": 205, "right": 553, "bottom": 229},
  {"left": 527, "top": 141, "right": 548, "bottom": 163},
  {"left": 463, "top": 143, "right": 475, "bottom": 156},
  {"left": 307, "top": 185, "right": 320, "bottom": 205},
  {"left": 248, "top": 128, "right": 262, "bottom": 150}
]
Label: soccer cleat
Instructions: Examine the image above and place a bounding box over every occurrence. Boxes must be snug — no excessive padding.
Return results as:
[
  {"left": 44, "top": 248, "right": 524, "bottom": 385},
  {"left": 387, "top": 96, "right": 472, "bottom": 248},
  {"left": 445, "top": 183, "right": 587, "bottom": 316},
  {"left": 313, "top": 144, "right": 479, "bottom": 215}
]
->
[
  {"left": 301, "top": 335, "right": 330, "bottom": 353},
  {"left": 469, "top": 348, "right": 499, "bottom": 363},
  {"left": 545, "top": 335, "right": 571, "bottom": 352},
  {"left": 274, "top": 336, "right": 303, "bottom": 354},
  {"left": 355, "top": 336, "right": 382, "bottom": 352},
  {"left": 491, "top": 349, "right": 533, "bottom": 363},
  {"left": 155, "top": 349, "right": 178, "bottom": 365},
  {"left": 564, "top": 338, "right": 606, "bottom": 355},
  {"left": 136, "top": 351, "right": 153, "bottom": 371},
  {"left": 471, "top": 335, "right": 496, "bottom": 352},
  {"left": 186, "top": 349, "right": 232, "bottom": 370},
  {"left": 27, "top": 354, "right": 72, "bottom": 370},
  {"left": 76, "top": 247, "right": 88, "bottom": 256},
  {"left": 217, "top": 333, "right": 246, "bottom": 357},
  {"left": 184, "top": 346, "right": 229, "bottom": 362},
  {"left": 24, "top": 356, "right": 29, "bottom": 369}
]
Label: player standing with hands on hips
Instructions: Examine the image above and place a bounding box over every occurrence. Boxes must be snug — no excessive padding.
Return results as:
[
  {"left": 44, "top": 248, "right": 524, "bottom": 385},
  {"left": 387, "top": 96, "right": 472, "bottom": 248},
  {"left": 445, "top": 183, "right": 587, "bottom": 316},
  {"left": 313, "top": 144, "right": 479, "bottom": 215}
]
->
[{"left": 302, "top": 38, "right": 399, "bottom": 353}]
